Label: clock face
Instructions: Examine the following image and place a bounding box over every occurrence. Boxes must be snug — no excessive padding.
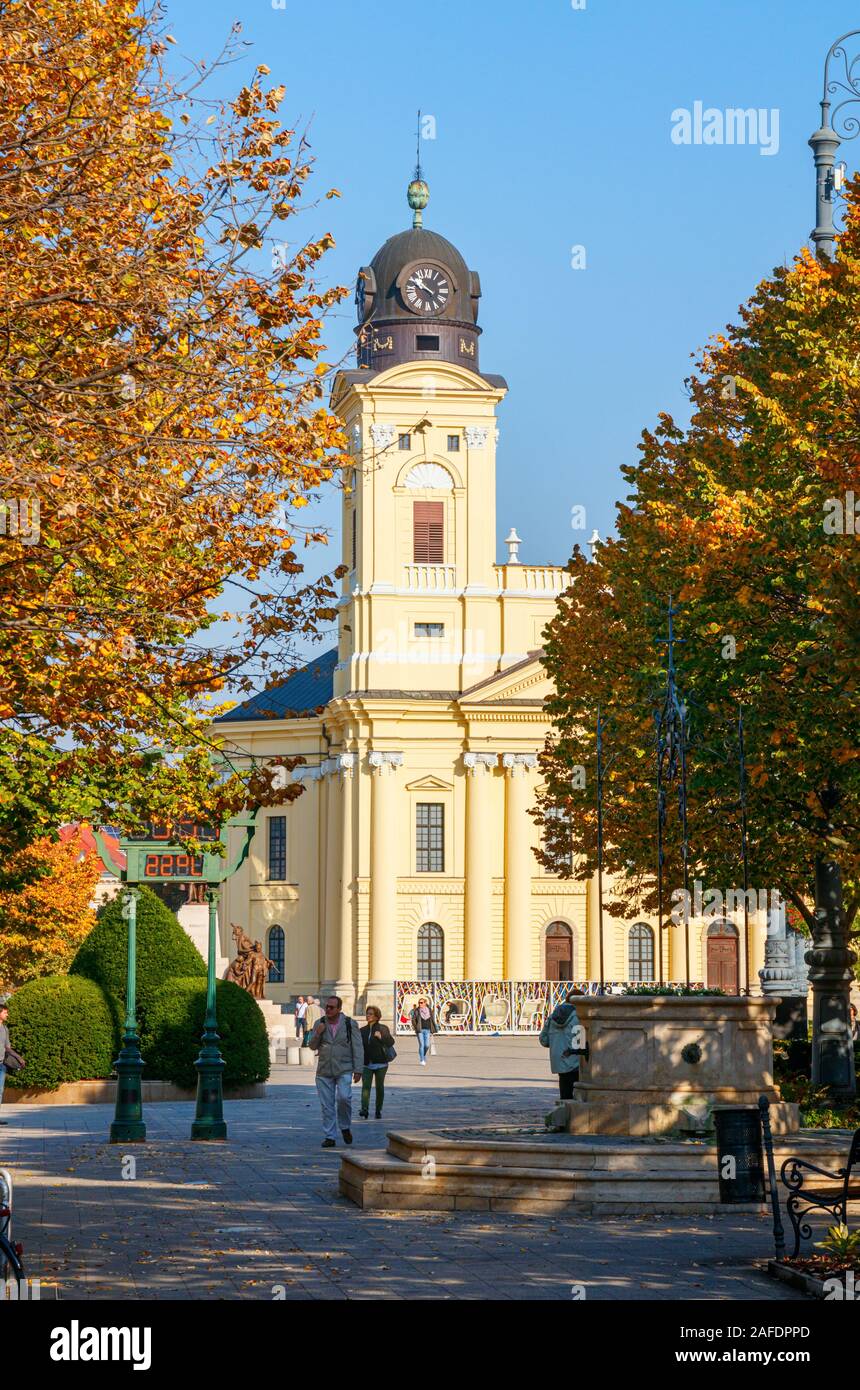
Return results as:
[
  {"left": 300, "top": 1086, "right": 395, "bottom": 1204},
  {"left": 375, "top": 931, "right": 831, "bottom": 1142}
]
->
[
  {"left": 355, "top": 274, "right": 367, "bottom": 320},
  {"left": 404, "top": 265, "right": 450, "bottom": 315}
]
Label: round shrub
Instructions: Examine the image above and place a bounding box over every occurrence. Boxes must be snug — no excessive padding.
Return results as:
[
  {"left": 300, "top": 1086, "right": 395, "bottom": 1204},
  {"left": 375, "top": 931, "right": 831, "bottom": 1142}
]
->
[
  {"left": 5, "top": 975, "right": 116, "bottom": 1090},
  {"left": 70, "top": 885, "right": 205, "bottom": 1007},
  {"left": 139, "top": 976, "right": 269, "bottom": 1090}
]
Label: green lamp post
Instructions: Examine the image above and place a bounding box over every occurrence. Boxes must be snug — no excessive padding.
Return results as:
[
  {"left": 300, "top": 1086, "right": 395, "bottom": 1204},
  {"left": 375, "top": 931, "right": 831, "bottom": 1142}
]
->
[
  {"left": 94, "top": 810, "right": 258, "bottom": 1143},
  {"left": 191, "top": 884, "right": 228, "bottom": 1141},
  {"left": 110, "top": 886, "right": 146, "bottom": 1144}
]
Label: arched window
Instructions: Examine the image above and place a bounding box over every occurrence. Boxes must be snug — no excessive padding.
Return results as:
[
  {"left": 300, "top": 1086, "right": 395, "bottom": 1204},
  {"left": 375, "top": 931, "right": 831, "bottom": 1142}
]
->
[
  {"left": 267, "top": 925, "right": 285, "bottom": 984},
  {"left": 545, "top": 921, "right": 574, "bottom": 981},
  {"left": 417, "top": 922, "right": 444, "bottom": 980},
  {"left": 628, "top": 923, "right": 655, "bottom": 981}
]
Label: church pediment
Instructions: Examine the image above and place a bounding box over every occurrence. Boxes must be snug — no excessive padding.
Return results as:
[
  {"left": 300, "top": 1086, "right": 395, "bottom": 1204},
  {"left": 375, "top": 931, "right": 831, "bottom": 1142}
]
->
[
  {"left": 457, "top": 652, "right": 551, "bottom": 707},
  {"left": 405, "top": 774, "right": 454, "bottom": 792}
]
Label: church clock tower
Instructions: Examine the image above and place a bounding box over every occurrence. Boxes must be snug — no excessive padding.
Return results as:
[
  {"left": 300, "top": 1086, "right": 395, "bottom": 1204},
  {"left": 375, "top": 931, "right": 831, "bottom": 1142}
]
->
[{"left": 330, "top": 179, "right": 510, "bottom": 700}]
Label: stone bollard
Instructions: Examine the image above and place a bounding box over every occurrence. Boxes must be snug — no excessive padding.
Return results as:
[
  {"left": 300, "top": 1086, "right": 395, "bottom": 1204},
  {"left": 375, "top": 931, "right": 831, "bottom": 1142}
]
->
[{"left": 299, "top": 1047, "right": 315, "bottom": 1068}]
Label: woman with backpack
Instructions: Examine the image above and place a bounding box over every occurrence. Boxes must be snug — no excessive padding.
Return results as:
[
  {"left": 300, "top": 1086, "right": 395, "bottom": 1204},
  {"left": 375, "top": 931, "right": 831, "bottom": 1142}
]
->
[
  {"left": 538, "top": 999, "right": 583, "bottom": 1100},
  {"left": 358, "top": 1006, "right": 395, "bottom": 1119}
]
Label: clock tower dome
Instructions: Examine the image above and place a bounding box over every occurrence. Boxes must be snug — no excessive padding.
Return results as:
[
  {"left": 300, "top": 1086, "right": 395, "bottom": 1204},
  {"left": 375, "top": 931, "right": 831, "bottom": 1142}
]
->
[{"left": 355, "top": 180, "right": 482, "bottom": 372}]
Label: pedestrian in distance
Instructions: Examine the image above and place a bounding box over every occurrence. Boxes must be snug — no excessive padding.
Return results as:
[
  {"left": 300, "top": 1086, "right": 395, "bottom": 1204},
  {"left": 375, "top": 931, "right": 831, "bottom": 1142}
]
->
[
  {"left": 294, "top": 995, "right": 307, "bottom": 1040},
  {"left": 304, "top": 996, "right": 321, "bottom": 1045},
  {"left": 0, "top": 1000, "right": 24, "bottom": 1123},
  {"left": 359, "top": 1006, "right": 396, "bottom": 1119},
  {"left": 410, "top": 997, "right": 438, "bottom": 1066},
  {"left": 307, "top": 995, "right": 364, "bottom": 1148},
  {"left": 539, "top": 999, "right": 584, "bottom": 1100}
]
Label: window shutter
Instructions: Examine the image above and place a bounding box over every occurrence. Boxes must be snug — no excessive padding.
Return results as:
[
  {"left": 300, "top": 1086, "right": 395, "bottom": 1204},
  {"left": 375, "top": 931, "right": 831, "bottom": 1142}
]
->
[{"left": 413, "top": 500, "right": 444, "bottom": 563}]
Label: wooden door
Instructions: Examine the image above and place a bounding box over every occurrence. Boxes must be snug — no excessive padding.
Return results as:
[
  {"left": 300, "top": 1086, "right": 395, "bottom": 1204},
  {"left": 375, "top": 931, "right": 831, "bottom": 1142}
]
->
[
  {"left": 545, "top": 923, "right": 573, "bottom": 981},
  {"left": 707, "top": 934, "right": 739, "bottom": 993}
]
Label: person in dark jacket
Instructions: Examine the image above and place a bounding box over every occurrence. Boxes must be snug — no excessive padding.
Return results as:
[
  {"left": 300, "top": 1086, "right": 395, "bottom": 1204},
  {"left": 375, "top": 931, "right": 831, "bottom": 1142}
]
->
[
  {"left": 0, "top": 1001, "right": 9, "bottom": 1123},
  {"left": 410, "top": 998, "right": 438, "bottom": 1065},
  {"left": 359, "top": 1006, "right": 395, "bottom": 1118},
  {"left": 539, "top": 1000, "right": 583, "bottom": 1100}
]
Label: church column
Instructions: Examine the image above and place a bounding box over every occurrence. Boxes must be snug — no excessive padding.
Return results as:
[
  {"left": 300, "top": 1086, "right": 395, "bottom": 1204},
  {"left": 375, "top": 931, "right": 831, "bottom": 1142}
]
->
[
  {"left": 322, "top": 758, "right": 342, "bottom": 992},
  {"left": 367, "top": 751, "right": 403, "bottom": 1019},
  {"left": 335, "top": 754, "right": 358, "bottom": 1012},
  {"left": 465, "top": 752, "right": 498, "bottom": 978},
  {"left": 502, "top": 754, "right": 537, "bottom": 979}
]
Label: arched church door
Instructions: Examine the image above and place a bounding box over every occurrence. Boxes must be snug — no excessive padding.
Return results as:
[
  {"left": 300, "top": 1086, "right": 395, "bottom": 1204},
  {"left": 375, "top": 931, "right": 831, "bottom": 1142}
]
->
[
  {"left": 706, "top": 921, "right": 739, "bottom": 994},
  {"left": 545, "top": 922, "right": 573, "bottom": 981}
]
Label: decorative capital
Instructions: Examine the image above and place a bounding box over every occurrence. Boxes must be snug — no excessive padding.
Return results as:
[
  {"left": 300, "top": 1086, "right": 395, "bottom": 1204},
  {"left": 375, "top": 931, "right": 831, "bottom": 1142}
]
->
[
  {"left": 293, "top": 763, "right": 324, "bottom": 783},
  {"left": 368, "top": 750, "right": 404, "bottom": 774},
  {"left": 337, "top": 752, "right": 358, "bottom": 777},
  {"left": 370, "top": 423, "right": 396, "bottom": 449},
  {"left": 502, "top": 752, "right": 538, "bottom": 775},
  {"left": 464, "top": 751, "right": 498, "bottom": 775},
  {"left": 464, "top": 426, "right": 489, "bottom": 450}
]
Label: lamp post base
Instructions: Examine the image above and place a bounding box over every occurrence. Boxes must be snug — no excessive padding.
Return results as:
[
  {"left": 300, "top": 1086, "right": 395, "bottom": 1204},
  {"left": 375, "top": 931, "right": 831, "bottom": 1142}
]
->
[
  {"left": 110, "top": 1040, "right": 146, "bottom": 1144},
  {"left": 191, "top": 1043, "right": 227, "bottom": 1141}
]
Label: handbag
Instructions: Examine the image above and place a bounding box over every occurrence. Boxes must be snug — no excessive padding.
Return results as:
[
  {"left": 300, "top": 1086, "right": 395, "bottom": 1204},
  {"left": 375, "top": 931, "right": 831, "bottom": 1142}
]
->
[
  {"left": 384, "top": 1043, "right": 397, "bottom": 1062},
  {"left": 429, "top": 1040, "right": 437, "bottom": 1056},
  {"left": 3, "top": 1047, "right": 24, "bottom": 1073}
]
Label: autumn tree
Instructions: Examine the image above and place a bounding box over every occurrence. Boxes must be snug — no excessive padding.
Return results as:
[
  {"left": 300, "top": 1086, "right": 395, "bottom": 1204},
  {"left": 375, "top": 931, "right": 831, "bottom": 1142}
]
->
[
  {"left": 0, "top": 830, "right": 99, "bottom": 988},
  {"left": 536, "top": 183, "right": 860, "bottom": 947},
  {"left": 0, "top": 0, "right": 349, "bottom": 859}
]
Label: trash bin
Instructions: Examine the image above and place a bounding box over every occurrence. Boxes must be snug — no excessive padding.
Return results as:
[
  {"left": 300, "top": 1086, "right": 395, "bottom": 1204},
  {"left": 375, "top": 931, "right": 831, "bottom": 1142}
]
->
[{"left": 714, "top": 1106, "right": 765, "bottom": 1203}]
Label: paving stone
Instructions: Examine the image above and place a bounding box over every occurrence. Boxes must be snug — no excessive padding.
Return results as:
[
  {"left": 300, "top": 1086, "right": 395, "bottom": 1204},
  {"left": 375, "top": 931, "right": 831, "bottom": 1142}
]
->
[{"left": 0, "top": 1037, "right": 811, "bottom": 1301}]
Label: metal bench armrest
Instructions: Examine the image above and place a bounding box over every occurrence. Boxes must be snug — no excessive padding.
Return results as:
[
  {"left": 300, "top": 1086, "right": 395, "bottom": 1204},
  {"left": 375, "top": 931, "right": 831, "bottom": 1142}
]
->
[{"left": 780, "top": 1156, "right": 846, "bottom": 1191}]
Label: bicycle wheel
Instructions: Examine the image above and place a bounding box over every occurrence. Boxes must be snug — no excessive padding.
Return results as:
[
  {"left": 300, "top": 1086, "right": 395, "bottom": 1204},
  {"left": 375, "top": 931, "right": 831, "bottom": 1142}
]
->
[{"left": 0, "top": 1233, "right": 24, "bottom": 1285}]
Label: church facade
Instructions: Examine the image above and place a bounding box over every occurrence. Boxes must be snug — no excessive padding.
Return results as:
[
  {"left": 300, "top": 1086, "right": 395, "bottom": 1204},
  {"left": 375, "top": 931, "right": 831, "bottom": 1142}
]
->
[{"left": 215, "top": 180, "right": 769, "bottom": 1022}]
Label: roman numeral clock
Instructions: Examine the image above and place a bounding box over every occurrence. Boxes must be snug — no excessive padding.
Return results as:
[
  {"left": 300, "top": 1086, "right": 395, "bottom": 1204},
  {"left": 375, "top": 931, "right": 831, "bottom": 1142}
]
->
[{"left": 353, "top": 176, "right": 482, "bottom": 370}]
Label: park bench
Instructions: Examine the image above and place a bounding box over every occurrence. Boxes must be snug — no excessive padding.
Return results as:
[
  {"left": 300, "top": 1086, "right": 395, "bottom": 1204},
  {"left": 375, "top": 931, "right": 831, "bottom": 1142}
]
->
[{"left": 780, "top": 1127, "right": 860, "bottom": 1257}]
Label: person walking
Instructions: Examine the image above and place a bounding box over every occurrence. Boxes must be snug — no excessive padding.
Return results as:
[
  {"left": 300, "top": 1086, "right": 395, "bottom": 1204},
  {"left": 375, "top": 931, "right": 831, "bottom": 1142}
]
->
[
  {"left": 539, "top": 999, "right": 583, "bottom": 1100},
  {"left": 294, "top": 995, "right": 307, "bottom": 1040},
  {"left": 308, "top": 995, "right": 364, "bottom": 1148},
  {"left": 359, "top": 1006, "right": 395, "bottom": 1119},
  {"left": 410, "top": 997, "right": 437, "bottom": 1066},
  {"left": 0, "top": 1001, "right": 10, "bottom": 1124},
  {"left": 303, "top": 995, "right": 321, "bottom": 1045}
]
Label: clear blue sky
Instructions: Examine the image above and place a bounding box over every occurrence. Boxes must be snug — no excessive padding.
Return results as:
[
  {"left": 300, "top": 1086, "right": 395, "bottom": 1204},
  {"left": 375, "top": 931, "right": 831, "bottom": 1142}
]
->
[{"left": 165, "top": 0, "right": 858, "bottom": 574}]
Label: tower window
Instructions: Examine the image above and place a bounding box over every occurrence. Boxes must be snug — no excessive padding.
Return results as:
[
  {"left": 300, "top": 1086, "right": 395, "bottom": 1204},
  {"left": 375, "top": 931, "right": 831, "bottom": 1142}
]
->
[
  {"left": 417, "top": 922, "right": 445, "bottom": 979},
  {"left": 416, "top": 804, "right": 444, "bottom": 873},
  {"left": 416, "top": 335, "right": 440, "bottom": 352},
  {"left": 447, "top": 434, "right": 460, "bottom": 451},
  {"left": 398, "top": 433, "right": 411, "bottom": 450},
  {"left": 413, "top": 500, "right": 444, "bottom": 564}
]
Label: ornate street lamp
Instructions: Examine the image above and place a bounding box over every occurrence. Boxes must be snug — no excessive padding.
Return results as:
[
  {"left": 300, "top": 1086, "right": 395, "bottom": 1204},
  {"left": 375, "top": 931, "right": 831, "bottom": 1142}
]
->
[
  {"left": 654, "top": 599, "right": 693, "bottom": 988},
  {"left": 110, "top": 886, "right": 146, "bottom": 1144},
  {"left": 809, "top": 30, "right": 860, "bottom": 259},
  {"left": 807, "top": 786, "right": 857, "bottom": 1100}
]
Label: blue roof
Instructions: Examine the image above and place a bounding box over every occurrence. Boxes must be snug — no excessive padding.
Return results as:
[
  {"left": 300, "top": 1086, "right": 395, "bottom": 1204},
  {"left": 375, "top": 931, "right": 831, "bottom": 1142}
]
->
[{"left": 215, "top": 648, "right": 337, "bottom": 723}]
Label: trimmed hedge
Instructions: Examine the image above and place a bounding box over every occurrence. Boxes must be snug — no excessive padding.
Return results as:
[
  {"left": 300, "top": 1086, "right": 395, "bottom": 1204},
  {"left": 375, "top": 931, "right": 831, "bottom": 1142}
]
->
[
  {"left": 70, "top": 885, "right": 205, "bottom": 1007},
  {"left": 5, "top": 975, "right": 116, "bottom": 1090},
  {"left": 139, "top": 976, "right": 269, "bottom": 1090}
]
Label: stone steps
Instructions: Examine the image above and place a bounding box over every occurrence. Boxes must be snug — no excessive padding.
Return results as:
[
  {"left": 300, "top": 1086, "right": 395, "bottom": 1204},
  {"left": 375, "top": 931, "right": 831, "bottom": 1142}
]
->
[{"left": 339, "top": 1128, "right": 851, "bottom": 1214}]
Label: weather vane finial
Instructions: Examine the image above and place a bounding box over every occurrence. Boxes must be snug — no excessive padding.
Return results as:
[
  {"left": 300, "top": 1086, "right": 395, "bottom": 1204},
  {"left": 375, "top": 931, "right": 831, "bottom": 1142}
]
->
[{"left": 407, "top": 110, "right": 429, "bottom": 229}]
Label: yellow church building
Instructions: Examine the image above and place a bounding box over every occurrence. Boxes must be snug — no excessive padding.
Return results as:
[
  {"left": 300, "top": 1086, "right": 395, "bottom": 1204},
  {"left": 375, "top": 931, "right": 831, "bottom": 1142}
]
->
[{"left": 215, "top": 179, "right": 768, "bottom": 1025}]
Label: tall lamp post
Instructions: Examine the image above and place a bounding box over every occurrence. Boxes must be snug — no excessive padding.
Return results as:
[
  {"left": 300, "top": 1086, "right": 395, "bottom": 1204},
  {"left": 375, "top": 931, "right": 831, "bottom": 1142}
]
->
[
  {"left": 810, "top": 30, "right": 860, "bottom": 259},
  {"left": 111, "top": 886, "right": 146, "bottom": 1144}
]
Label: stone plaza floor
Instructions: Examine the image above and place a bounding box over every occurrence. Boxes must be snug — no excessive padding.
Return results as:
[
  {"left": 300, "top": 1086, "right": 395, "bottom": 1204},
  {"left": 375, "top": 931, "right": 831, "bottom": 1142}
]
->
[{"left": 1, "top": 1037, "right": 808, "bottom": 1301}]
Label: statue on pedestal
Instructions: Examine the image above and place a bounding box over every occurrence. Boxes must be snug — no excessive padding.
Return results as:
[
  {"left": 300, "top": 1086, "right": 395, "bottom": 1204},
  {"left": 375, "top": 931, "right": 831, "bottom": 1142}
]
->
[{"left": 225, "top": 923, "right": 273, "bottom": 999}]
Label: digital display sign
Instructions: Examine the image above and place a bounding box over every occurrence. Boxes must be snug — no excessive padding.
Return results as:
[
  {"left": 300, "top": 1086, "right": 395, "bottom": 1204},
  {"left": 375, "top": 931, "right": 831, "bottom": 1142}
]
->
[
  {"left": 143, "top": 852, "right": 205, "bottom": 880},
  {"left": 126, "top": 821, "right": 216, "bottom": 844}
]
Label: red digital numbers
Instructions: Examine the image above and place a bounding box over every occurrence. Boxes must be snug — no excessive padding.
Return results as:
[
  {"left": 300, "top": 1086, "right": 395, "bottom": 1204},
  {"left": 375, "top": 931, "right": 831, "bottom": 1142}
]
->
[{"left": 143, "top": 853, "right": 203, "bottom": 878}]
